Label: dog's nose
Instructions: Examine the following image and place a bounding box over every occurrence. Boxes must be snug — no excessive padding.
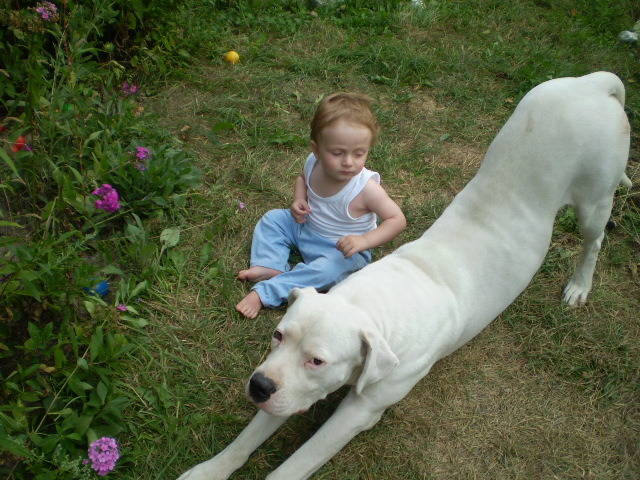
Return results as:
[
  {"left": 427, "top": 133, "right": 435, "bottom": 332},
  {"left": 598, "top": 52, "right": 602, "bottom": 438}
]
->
[{"left": 249, "top": 372, "right": 277, "bottom": 403}]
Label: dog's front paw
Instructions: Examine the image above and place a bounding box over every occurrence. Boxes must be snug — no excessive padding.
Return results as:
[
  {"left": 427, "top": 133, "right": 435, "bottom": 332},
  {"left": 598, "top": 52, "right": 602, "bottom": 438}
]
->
[
  {"left": 562, "top": 281, "right": 590, "bottom": 306},
  {"left": 176, "top": 462, "right": 217, "bottom": 480},
  {"left": 176, "top": 467, "right": 204, "bottom": 480}
]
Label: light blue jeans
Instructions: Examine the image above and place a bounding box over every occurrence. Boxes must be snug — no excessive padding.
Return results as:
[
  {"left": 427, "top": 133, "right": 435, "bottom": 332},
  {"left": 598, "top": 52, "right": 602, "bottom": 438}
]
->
[{"left": 250, "top": 209, "right": 372, "bottom": 308}]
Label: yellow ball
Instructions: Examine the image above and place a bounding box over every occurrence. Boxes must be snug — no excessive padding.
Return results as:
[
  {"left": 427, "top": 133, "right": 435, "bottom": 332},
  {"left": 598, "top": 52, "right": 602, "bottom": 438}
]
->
[{"left": 225, "top": 51, "right": 240, "bottom": 64}]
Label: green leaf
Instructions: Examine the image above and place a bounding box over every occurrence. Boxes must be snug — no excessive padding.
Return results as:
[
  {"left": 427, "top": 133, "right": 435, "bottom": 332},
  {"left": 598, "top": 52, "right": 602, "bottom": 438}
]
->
[
  {"left": 21, "top": 278, "right": 42, "bottom": 301},
  {"left": 40, "top": 434, "right": 61, "bottom": 454},
  {"left": 54, "top": 348, "right": 67, "bottom": 369},
  {"left": 97, "top": 382, "right": 108, "bottom": 403},
  {"left": 89, "top": 326, "right": 104, "bottom": 361},
  {"left": 74, "top": 415, "right": 93, "bottom": 435},
  {"left": 120, "top": 315, "right": 149, "bottom": 328},
  {"left": 212, "top": 122, "right": 234, "bottom": 132},
  {"left": 205, "top": 266, "right": 219, "bottom": 279},
  {"left": 0, "top": 436, "right": 32, "bottom": 458},
  {"left": 82, "top": 130, "right": 104, "bottom": 150},
  {"left": 0, "top": 221, "right": 23, "bottom": 228},
  {"left": 0, "top": 148, "right": 20, "bottom": 177},
  {"left": 160, "top": 227, "right": 180, "bottom": 248},
  {"left": 101, "top": 265, "right": 125, "bottom": 275},
  {"left": 84, "top": 300, "right": 96, "bottom": 317},
  {"left": 199, "top": 243, "right": 213, "bottom": 269},
  {"left": 129, "top": 280, "right": 148, "bottom": 298},
  {"left": 76, "top": 357, "right": 89, "bottom": 371}
]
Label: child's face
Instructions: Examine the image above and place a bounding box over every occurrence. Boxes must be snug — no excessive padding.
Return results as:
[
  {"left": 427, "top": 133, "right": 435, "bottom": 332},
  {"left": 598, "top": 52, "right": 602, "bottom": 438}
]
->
[{"left": 311, "top": 120, "right": 373, "bottom": 184}]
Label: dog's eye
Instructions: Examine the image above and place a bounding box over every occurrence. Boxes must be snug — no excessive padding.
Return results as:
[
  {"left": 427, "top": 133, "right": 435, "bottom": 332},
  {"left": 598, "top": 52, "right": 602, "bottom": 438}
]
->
[
  {"left": 273, "top": 330, "right": 283, "bottom": 342},
  {"left": 309, "top": 357, "right": 324, "bottom": 367}
]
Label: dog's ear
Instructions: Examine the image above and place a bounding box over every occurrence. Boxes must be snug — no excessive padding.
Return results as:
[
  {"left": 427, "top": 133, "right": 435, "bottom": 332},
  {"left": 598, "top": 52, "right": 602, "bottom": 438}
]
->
[
  {"left": 356, "top": 329, "right": 399, "bottom": 395},
  {"left": 288, "top": 287, "right": 318, "bottom": 305}
]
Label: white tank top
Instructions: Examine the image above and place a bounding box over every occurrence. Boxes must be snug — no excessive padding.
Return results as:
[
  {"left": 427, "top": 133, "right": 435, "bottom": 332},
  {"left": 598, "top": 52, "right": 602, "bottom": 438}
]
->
[{"left": 303, "top": 153, "right": 380, "bottom": 242}]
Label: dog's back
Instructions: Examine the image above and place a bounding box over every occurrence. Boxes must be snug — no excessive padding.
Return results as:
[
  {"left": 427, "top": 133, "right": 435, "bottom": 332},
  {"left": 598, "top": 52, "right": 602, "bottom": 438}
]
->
[
  {"left": 376, "top": 72, "right": 631, "bottom": 347},
  {"left": 476, "top": 71, "right": 630, "bottom": 212}
]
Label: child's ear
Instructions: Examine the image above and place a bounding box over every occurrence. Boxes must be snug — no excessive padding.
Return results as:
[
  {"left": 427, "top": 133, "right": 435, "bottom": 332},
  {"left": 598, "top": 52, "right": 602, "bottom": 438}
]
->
[{"left": 310, "top": 140, "right": 318, "bottom": 156}]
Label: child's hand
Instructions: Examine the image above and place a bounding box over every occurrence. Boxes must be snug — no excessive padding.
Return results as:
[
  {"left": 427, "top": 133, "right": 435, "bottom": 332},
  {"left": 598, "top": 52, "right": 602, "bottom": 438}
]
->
[
  {"left": 336, "top": 235, "right": 369, "bottom": 259},
  {"left": 291, "top": 200, "right": 311, "bottom": 223}
]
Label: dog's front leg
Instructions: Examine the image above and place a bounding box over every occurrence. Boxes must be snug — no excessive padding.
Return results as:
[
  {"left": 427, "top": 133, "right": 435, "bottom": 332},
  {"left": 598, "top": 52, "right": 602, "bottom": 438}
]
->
[
  {"left": 177, "top": 410, "right": 288, "bottom": 480},
  {"left": 266, "top": 389, "right": 386, "bottom": 480}
]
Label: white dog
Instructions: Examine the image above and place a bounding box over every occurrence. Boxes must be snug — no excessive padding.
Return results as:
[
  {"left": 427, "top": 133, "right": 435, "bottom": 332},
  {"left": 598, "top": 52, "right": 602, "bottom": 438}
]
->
[{"left": 178, "top": 72, "right": 631, "bottom": 480}]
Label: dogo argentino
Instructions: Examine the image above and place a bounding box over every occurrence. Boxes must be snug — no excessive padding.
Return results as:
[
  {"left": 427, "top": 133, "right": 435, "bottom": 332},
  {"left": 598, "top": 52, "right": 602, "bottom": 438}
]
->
[{"left": 178, "top": 71, "right": 632, "bottom": 480}]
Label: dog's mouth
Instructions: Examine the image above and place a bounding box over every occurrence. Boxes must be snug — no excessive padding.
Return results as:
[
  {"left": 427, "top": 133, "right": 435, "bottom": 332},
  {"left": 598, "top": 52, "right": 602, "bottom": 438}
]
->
[
  {"left": 248, "top": 392, "right": 311, "bottom": 417},
  {"left": 252, "top": 399, "right": 306, "bottom": 417}
]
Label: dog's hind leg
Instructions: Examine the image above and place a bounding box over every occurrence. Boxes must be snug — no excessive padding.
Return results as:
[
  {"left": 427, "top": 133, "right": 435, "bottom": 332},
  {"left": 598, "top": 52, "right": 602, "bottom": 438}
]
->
[{"left": 562, "top": 196, "right": 615, "bottom": 306}]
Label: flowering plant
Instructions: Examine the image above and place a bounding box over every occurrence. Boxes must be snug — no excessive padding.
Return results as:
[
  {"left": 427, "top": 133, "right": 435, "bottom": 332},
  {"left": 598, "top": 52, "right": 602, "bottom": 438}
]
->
[
  {"left": 92, "top": 184, "right": 121, "bottom": 213},
  {"left": 122, "top": 82, "right": 139, "bottom": 95},
  {"left": 84, "top": 437, "right": 120, "bottom": 476},
  {"left": 35, "top": 1, "right": 58, "bottom": 22},
  {"left": 12, "top": 134, "right": 27, "bottom": 153},
  {"left": 133, "top": 146, "right": 152, "bottom": 170}
]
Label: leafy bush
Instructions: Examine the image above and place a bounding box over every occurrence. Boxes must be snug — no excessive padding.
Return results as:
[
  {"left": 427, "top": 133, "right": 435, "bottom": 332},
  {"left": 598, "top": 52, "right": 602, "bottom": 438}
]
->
[{"left": 0, "top": 1, "right": 200, "bottom": 477}]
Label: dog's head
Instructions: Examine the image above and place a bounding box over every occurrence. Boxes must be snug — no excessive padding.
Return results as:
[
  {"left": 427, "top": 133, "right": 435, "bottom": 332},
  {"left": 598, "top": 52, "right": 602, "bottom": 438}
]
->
[{"left": 246, "top": 287, "right": 399, "bottom": 417}]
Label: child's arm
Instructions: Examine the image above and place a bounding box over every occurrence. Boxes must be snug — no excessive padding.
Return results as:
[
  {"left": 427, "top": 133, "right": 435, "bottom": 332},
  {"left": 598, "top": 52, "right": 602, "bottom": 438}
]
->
[
  {"left": 291, "top": 175, "right": 312, "bottom": 223},
  {"left": 336, "top": 181, "right": 406, "bottom": 259}
]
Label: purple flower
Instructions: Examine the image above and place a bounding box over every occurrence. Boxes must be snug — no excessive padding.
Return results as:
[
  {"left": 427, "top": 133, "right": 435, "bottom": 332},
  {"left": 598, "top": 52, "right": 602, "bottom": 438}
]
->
[
  {"left": 121, "top": 82, "right": 139, "bottom": 95},
  {"left": 117, "top": 304, "right": 127, "bottom": 311},
  {"left": 35, "top": 1, "right": 57, "bottom": 21},
  {"left": 238, "top": 202, "right": 246, "bottom": 210},
  {"left": 92, "top": 184, "right": 121, "bottom": 213},
  {"left": 86, "top": 437, "right": 119, "bottom": 476},
  {"left": 132, "top": 147, "right": 151, "bottom": 171},
  {"left": 135, "top": 147, "right": 151, "bottom": 160}
]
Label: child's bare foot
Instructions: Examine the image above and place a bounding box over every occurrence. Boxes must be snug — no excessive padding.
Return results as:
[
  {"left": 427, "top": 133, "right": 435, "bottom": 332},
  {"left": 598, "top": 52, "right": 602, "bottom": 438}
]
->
[
  {"left": 237, "top": 266, "right": 282, "bottom": 282},
  {"left": 236, "top": 291, "right": 263, "bottom": 319}
]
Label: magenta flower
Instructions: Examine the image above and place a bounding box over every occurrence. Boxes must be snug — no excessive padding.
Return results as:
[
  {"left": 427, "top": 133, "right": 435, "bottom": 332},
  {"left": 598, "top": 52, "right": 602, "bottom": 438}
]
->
[
  {"left": 35, "top": 1, "right": 58, "bottom": 21},
  {"left": 135, "top": 147, "right": 151, "bottom": 160},
  {"left": 133, "top": 146, "right": 151, "bottom": 171},
  {"left": 84, "top": 437, "right": 119, "bottom": 476},
  {"left": 92, "top": 184, "right": 121, "bottom": 213},
  {"left": 117, "top": 304, "right": 127, "bottom": 312},
  {"left": 121, "top": 82, "right": 139, "bottom": 95}
]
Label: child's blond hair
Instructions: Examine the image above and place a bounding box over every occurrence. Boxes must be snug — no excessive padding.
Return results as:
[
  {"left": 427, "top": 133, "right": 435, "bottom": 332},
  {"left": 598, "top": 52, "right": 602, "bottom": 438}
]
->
[{"left": 310, "top": 93, "right": 380, "bottom": 145}]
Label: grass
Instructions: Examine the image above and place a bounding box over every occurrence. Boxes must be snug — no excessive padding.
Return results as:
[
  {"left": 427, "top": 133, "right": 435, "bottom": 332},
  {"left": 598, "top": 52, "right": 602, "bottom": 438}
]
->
[{"left": 118, "top": 1, "right": 639, "bottom": 478}]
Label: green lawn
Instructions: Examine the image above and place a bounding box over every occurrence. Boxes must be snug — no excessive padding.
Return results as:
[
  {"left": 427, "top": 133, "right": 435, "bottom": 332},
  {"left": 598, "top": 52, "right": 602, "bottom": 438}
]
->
[{"left": 122, "top": 1, "right": 639, "bottom": 478}]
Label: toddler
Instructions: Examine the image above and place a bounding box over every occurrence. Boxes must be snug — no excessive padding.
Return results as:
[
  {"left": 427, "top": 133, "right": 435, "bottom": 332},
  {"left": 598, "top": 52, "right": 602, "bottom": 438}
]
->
[{"left": 236, "top": 93, "right": 406, "bottom": 318}]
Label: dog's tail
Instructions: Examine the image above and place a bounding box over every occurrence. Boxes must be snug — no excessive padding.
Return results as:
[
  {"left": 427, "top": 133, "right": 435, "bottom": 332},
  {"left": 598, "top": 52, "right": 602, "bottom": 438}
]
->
[
  {"left": 600, "top": 71, "right": 626, "bottom": 108},
  {"left": 594, "top": 72, "right": 631, "bottom": 189},
  {"left": 608, "top": 76, "right": 632, "bottom": 189}
]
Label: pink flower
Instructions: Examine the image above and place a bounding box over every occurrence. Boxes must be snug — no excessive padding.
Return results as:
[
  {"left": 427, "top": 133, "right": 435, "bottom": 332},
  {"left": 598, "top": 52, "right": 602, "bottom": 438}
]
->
[
  {"left": 117, "top": 304, "right": 127, "bottom": 311},
  {"left": 35, "top": 1, "right": 58, "bottom": 21},
  {"left": 238, "top": 202, "right": 246, "bottom": 210},
  {"left": 133, "top": 147, "right": 151, "bottom": 171},
  {"left": 92, "top": 184, "right": 121, "bottom": 213},
  {"left": 121, "top": 82, "right": 139, "bottom": 95},
  {"left": 85, "top": 437, "right": 119, "bottom": 476}
]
